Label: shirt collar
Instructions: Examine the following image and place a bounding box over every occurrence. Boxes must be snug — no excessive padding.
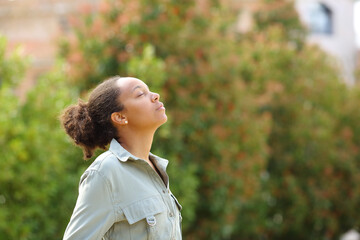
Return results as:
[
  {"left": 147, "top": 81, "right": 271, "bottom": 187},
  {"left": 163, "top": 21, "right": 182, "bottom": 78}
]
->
[
  {"left": 109, "top": 138, "right": 169, "bottom": 168},
  {"left": 109, "top": 139, "right": 139, "bottom": 162},
  {"left": 149, "top": 152, "right": 169, "bottom": 170}
]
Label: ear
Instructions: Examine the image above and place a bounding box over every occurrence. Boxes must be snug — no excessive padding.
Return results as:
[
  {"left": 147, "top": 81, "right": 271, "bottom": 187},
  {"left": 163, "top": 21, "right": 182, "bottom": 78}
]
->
[{"left": 111, "top": 112, "right": 128, "bottom": 126}]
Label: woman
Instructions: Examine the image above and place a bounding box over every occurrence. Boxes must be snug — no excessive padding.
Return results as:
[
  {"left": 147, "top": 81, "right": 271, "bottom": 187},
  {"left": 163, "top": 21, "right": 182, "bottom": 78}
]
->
[{"left": 61, "top": 76, "right": 182, "bottom": 240}]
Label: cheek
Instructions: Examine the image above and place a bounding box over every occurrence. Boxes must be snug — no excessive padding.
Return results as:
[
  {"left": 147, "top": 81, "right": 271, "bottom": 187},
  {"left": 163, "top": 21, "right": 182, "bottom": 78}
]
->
[{"left": 128, "top": 103, "right": 152, "bottom": 119}]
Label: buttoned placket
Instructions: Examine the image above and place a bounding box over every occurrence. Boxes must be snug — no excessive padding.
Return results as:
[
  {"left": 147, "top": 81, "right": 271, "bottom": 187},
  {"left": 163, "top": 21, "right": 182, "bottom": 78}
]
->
[
  {"left": 170, "top": 193, "right": 181, "bottom": 239},
  {"left": 142, "top": 159, "right": 178, "bottom": 240},
  {"left": 152, "top": 159, "right": 180, "bottom": 240}
]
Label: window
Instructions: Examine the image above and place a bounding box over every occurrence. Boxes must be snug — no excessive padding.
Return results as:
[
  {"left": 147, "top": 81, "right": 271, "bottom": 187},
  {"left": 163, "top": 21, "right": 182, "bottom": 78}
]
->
[{"left": 304, "top": 2, "right": 333, "bottom": 35}]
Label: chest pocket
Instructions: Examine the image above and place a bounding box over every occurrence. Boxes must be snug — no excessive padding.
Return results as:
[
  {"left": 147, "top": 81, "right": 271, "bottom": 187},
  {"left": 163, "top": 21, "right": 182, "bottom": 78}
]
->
[{"left": 122, "top": 195, "right": 170, "bottom": 240}]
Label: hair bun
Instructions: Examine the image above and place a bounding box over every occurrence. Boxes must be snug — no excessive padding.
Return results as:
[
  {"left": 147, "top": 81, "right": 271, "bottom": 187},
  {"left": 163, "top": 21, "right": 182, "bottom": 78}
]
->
[
  {"left": 77, "top": 99, "right": 90, "bottom": 120},
  {"left": 61, "top": 99, "right": 95, "bottom": 151},
  {"left": 60, "top": 76, "right": 123, "bottom": 159}
]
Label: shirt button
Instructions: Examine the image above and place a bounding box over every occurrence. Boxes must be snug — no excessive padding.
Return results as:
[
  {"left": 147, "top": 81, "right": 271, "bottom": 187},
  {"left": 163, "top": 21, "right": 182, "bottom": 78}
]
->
[
  {"left": 169, "top": 212, "right": 174, "bottom": 217},
  {"left": 162, "top": 190, "right": 166, "bottom": 194}
]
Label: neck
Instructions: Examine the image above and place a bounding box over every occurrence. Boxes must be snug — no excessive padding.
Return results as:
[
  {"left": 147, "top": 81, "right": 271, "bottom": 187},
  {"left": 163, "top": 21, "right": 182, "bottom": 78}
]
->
[{"left": 117, "top": 129, "right": 155, "bottom": 161}]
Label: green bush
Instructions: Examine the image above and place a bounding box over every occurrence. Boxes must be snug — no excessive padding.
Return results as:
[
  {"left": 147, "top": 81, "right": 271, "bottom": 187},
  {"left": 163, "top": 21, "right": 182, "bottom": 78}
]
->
[{"left": 0, "top": 37, "right": 87, "bottom": 238}]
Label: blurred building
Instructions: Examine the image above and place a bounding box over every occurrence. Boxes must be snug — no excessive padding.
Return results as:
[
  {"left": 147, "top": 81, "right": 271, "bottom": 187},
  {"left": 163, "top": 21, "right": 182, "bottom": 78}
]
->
[
  {"left": 0, "top": 0, "right": 100, "bottom": 97},
  {"left": 237, "top": 0, "right": 358, "bottom": 85},
  {"left": 295, "top": 0, "right": 357, "bottom": 85}
]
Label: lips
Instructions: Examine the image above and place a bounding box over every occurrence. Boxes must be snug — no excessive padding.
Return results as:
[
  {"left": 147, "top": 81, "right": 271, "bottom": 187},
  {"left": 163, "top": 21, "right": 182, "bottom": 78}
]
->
[{"left": 156, "top": 103, "right": 165, "bottom": 110}]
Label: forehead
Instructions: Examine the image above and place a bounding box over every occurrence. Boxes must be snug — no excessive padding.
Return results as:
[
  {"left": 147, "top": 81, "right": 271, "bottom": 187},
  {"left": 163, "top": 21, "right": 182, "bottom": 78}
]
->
[{"left": 116, "top": 77, "right": 148, "bottom": 92}]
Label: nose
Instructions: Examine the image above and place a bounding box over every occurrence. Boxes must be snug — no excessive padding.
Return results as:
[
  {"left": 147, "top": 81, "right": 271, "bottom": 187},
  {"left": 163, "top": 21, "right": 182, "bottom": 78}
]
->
[{"left": 152, "top": 92, "right": 160, "bottom": 102}]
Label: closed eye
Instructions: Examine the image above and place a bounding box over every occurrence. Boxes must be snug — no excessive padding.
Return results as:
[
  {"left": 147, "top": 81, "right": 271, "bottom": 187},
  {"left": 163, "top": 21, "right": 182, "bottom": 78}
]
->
[
  {"left": 133, "top": 84, "right": 150, "bottom": 97},
  {"left": 137, "top": 92, "right": 145, "bottom": 97}
]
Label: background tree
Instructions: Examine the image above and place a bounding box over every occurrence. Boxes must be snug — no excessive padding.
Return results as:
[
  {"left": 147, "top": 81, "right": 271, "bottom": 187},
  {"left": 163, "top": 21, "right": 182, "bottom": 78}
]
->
[
  {"left": 59, "top": 0, "right": 360, "bottom": 239},
  {"left": 245, "top": 0, "right": 360, "bottom": 239}
]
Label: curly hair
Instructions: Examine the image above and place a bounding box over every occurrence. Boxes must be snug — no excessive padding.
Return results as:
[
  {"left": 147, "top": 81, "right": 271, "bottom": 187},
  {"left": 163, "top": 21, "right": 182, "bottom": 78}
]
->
[{"left": 60, "top": 76, "right": 124, "bottom": 159}]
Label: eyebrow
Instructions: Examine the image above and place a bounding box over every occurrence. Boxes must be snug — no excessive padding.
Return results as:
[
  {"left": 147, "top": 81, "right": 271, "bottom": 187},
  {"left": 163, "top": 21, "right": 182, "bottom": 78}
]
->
[
  {"left": 132, "top": 86, "right": 142, "bottom": 92},
  {"left": 132, "top": 85, "right": 149, "bottom": 93}
]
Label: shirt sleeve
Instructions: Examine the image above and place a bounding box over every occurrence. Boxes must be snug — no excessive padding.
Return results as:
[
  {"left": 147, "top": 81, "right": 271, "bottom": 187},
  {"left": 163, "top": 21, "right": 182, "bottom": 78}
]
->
[{"left": 63, "top": 170, "right": 115, "bottom": 240}]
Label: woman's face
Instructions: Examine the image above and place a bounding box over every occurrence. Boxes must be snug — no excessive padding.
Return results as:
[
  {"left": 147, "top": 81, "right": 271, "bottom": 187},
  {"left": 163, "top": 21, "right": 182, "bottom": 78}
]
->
[{"left": 116, "top": 77, "right": 167, "bottom": 130}]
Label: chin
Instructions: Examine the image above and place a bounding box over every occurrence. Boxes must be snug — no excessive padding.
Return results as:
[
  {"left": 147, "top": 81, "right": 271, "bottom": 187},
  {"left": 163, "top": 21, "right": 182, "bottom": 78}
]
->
[
  {"left": 160, "top": 115, "right": 168, "bottom": 124},
  {"left": 154, "top": 117, "right": 167, "bottom": 131},
  {"left": 153, "top": 113, "right": 167, "bottom": 129}
]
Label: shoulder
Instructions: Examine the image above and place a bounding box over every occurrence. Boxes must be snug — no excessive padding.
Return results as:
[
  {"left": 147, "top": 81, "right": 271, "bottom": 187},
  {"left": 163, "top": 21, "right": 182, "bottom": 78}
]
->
[{"left": 80, "top": 150, "right": 120, "bottom": 181}]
